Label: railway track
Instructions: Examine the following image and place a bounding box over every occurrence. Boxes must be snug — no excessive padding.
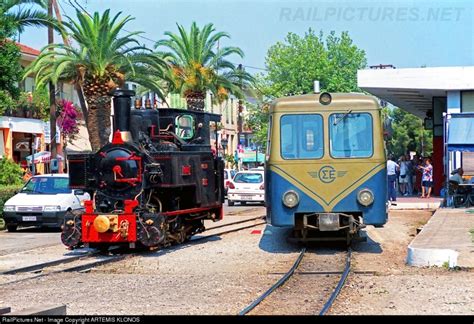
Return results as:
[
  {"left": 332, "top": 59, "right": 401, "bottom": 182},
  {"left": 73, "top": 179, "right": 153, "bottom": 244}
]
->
[
  {"left": 0, "top": 216, "right": 266, "bottom": 286},
  {"left": 239, "top": 247, "right": 352, "bottom": 316}
]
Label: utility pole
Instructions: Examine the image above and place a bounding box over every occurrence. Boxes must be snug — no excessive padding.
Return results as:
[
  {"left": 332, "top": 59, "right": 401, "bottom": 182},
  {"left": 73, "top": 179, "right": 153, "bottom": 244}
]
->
[
  {"left": 237, "top": 64, "right": 243, "bottom": 147},
  {"left": 48, "top": 0, "right": 57, "bottom": 173}
]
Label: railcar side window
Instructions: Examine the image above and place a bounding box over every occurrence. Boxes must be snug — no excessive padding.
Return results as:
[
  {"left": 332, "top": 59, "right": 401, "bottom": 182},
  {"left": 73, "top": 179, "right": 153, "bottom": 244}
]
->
[
  {"left": 280, "top": 114, "right": 323, "bottom": 159},
  {"left": 329, "top": 113, "right": 373, "bottom": 158}
]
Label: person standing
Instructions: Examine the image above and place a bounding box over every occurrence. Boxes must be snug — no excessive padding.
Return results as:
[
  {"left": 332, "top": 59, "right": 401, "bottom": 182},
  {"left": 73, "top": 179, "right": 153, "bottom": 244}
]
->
[
  {"left": 387, "top": 155, "right": 400, "bottom": 202},
  {"left": 405, "top": 153, "right": 414, "bottom": 196},
  {"left": 398, "top": 155, "right": 408, "bottom": 196},
  {"left": 419, "top": 158, "right": 434, "bottom": 198}
]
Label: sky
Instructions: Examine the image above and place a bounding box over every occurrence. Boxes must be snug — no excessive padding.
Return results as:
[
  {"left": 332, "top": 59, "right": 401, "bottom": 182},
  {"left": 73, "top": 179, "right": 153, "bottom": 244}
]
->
[{"left": 18, "top": 0, "right": 474, "bottom": 74}]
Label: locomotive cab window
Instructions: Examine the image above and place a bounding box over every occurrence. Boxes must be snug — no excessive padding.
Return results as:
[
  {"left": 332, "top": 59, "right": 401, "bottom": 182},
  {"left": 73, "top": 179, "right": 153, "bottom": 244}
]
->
[
  {"left": 280, "top": 114, "right": 323, "bottom": 159},
  {"left": 329, "top": 112, "right": 373, "bottom": 158},
  {"left": 175, "top": 115, "right": 195, "bottom": 140}
]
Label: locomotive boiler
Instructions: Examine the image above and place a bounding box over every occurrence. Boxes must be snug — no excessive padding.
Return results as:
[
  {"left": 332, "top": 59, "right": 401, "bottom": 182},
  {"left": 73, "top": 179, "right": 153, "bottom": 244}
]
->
[{"left": 61, "top": 89, "right": 224, "bottom": 249}]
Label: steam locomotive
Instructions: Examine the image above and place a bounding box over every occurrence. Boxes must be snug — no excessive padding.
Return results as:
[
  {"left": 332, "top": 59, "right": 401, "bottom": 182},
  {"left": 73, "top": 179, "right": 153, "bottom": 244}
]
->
[{"left": 61, "top": 89, "right": 225, "bottom": 249}]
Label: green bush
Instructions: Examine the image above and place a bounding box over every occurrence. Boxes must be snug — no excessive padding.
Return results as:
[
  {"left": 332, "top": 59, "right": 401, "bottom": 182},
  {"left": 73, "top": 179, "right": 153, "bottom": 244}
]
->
[
  {"left": 0, "top": 185, "right": 22, "bottom": 210},
  {"left": 0, "top": 158, "right": 23, "bottom": 186}
]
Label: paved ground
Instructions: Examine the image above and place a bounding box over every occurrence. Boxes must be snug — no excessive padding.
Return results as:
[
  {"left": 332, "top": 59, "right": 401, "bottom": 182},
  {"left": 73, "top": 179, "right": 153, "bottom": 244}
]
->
[
  {"left": 0, "top": 227, "right": 60, "bottom": 256},
  {"left": 408, "top": 207, "right": 474, "bottom": 267},
  {"left": 223, "top": 200, "right": 264, "bottom": 215}
]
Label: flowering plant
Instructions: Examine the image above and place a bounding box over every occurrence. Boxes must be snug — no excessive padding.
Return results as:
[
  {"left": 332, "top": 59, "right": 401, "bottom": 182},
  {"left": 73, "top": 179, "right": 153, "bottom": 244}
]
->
[{"left": 56, "top": 99, "right": 80, "bottom": 144}]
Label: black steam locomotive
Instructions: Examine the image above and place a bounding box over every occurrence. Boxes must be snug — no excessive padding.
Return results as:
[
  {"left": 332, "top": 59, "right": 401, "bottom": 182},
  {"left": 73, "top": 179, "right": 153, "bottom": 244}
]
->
[{"left": 61, "top": 89, "right": 224, "bottom": 249}]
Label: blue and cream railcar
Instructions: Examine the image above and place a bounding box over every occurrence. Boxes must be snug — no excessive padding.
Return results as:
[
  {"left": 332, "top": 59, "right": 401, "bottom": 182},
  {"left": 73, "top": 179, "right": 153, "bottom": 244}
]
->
[{"left": 265, "top": 92, "right": 387, "bottom": 242}]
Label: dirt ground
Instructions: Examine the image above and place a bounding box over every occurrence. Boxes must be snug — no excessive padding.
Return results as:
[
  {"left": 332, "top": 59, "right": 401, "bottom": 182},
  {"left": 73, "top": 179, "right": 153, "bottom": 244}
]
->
[
  {"left": 1, "top": 208, "right": 473, "bottom": 315},
  {"left": 330, "top": 210, "right": 474, "bottom": 315}
]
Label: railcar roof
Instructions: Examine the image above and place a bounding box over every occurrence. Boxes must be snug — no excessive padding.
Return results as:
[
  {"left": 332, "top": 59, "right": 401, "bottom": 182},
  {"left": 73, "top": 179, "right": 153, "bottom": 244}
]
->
[{"left": 270, "top": 92, "right": 380, "bottom": 113}]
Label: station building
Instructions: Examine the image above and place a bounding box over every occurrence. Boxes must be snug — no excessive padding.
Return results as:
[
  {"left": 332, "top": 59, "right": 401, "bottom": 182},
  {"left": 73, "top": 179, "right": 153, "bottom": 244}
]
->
[{"left": 358, "top": 66, "right": 474, "bottom": 195}]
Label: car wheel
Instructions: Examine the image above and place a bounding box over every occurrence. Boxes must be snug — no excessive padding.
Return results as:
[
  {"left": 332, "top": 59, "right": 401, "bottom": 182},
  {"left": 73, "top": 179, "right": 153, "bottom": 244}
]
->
[
  {"left": 241, "top": 201, "right": 247, "bottom": 206},
  {"left": 228, "top": 201, "right": 234, "bottom": 206},
  {"left": 6, "top": 224, "right": 17, "bottom": 232}
]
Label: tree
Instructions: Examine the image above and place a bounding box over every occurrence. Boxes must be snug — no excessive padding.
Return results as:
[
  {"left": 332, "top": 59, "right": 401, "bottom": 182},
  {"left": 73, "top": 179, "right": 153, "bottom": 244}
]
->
[
  {"left": 0, "top": 0, "right": 58, "bottom": 39},
  {"left": 263, "top": 29, "right": 366, "bottom": 98},
  {"left": 0, "top": 40, "right": 22, "bottom": 114},
  {"left": 387, "top": 107, "right": 432, "bottom": 158},
  {"left": 247, "top": 29, "right": 367, "bottom": 149},
  {"left": 245, "top": 101, "right": 270, "bottom": 149},
  {"left": 26, "top": 9, "right": 168, "bottom": 151},
  {"left": 155, "top": 22, "right": 254, "bottom": 110}
]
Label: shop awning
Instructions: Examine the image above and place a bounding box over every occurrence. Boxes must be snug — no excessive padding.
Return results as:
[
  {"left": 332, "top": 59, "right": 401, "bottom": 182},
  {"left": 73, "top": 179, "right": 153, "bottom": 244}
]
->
[
  {"left": 447, "top": 113, "right": 474, "bottom": 152},
  {"left": 25, "top": 151, "right": 64, "bottom": 164}
]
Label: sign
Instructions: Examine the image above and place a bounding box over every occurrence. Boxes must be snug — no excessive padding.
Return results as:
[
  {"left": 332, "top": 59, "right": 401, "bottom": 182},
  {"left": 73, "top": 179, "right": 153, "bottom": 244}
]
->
[
  {"left": 241, "top": 149, "right": 265, "bottom": 163},
  {"left": 43, "top": 122, "right": 60, "bottom": 144}
]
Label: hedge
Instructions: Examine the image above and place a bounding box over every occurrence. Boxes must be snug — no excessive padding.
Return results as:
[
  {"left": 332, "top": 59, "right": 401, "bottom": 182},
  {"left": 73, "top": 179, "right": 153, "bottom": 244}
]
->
[{"left": 0, "top": 185, "right": 23, "bottom": 230}]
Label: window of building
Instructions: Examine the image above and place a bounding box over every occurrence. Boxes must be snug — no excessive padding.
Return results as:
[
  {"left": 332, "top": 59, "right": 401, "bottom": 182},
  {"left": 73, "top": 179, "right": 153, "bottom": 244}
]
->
[{"left": 462, "top": 91, "right": 474, "bottom": 112}]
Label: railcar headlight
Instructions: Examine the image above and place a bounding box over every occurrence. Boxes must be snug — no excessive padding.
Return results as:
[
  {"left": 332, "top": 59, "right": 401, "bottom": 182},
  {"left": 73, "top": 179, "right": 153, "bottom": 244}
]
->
[
  {"left": 44, "top": 205, "right": 61, "bottom": 212},
  {"left": 357, "top": 189, "right": 374, "bottom": 206},
  {"left": 3, "top": 205, "right": 15, "bottom": 212},
  {"left": 319, "top": 92, "right": 332, "bottom": 105},
  {"left": 282, "top": 190, "right": 299, "bottom": 208}
]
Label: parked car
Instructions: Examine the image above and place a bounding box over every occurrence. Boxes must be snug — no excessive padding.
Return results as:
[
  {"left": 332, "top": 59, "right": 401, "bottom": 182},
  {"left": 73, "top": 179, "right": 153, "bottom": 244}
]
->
[
  {"left": 227, "top": 170, "right": 265, "bottom": 206},
  {"left": 224, "top": 168, "right": 237, "bottom": 197},
  {"left": 2, "top": 174, "right": 90, "bottom": 232}
]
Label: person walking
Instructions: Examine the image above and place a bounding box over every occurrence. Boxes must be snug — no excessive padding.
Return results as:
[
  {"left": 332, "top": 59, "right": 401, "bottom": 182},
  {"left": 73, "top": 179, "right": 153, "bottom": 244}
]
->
[
  {"left": 418, "top": 158, "right": 434, "bottom": 198},
  {"left": 387, "top": 155, "right": 399, "bottom": 202}
]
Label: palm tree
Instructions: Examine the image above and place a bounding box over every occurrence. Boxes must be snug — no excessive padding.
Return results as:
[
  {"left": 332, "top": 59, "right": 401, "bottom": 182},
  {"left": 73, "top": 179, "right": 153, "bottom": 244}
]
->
[
  {"left": 0, "top": 0, "right": 58, "bottom": 39},
  {"left": 26, "top": 9, "right": 168, "bottom": 151},
  {"left": 155, "top": 22, "right": 254, "bottom": 111}
]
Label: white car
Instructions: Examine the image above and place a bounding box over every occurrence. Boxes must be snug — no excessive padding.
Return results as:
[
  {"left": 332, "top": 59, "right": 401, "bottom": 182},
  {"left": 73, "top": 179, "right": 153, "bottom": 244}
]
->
[
  {"left": 2, "top": 174, "right": 90, "bottom": 232},
  {"left": 224, "top": 168, "right": 237, "bottom": 196},
  {"left": 227, "top": 171, "right": 265, "bottom": 206}
]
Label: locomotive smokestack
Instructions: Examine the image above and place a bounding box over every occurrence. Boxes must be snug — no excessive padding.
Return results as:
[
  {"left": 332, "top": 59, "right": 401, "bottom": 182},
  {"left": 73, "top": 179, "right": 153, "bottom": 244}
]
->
[{"left": 112, "top": 88, "right": 135, "bottom": 142}]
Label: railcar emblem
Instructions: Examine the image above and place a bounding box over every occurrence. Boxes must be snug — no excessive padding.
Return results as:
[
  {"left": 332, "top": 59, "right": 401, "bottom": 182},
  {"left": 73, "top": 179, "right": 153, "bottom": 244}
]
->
[{"left": 308, "top": 166, "right": 346, "bottom": 184}]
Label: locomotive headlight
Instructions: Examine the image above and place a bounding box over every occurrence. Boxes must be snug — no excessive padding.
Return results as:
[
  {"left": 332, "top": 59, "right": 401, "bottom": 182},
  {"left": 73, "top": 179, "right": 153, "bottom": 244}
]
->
[
  {"left": 282, "top": 190, "right": 299, "bottom": 208},
  {"left": 93, "top": 215, "right": 110, "bottom": 233},
  {"left": 357, "top": 189, "right": 374, "bottom": 206}
]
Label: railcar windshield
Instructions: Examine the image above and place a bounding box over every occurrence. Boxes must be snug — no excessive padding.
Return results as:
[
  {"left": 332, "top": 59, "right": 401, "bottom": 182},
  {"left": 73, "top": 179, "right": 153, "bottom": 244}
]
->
[
  {"left": 329, "top": 113, "right": 373, "bottom": 158},
  {"left": 280, "top": 114, "right": 324, "bottom": 159}
]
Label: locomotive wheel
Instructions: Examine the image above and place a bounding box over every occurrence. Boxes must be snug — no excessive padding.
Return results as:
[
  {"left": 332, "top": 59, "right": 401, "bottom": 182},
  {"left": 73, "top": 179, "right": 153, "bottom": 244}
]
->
[
  {"left": 61, "top": 222, "right": 82, "bottom": 248},
  {"left": 138, "top": 224, "right": 165, "bottom": 247}
]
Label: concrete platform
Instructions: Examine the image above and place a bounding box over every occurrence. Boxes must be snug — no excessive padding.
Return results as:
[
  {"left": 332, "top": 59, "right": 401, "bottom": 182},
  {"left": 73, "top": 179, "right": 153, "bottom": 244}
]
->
[
  {"left": 407, "top": 208, "right": 474, "bottom": 268},
  {"left": 390, "top": 197, "right": 442, "bottom": 210}
]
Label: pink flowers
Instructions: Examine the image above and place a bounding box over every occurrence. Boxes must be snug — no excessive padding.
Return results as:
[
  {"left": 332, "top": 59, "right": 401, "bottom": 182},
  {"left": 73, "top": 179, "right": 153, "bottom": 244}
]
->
[{"left": 57, "top": 100, "right": 80, "bottom": 139}]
